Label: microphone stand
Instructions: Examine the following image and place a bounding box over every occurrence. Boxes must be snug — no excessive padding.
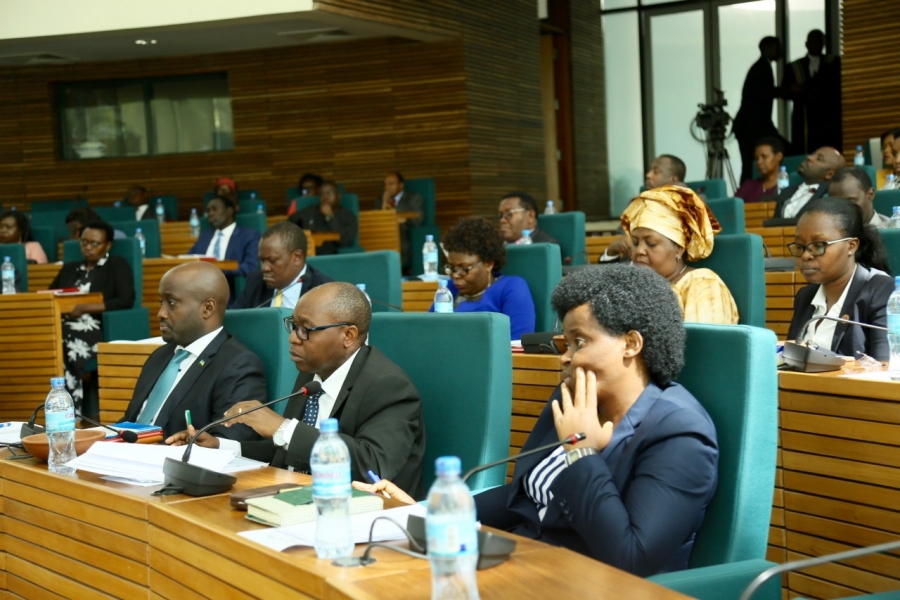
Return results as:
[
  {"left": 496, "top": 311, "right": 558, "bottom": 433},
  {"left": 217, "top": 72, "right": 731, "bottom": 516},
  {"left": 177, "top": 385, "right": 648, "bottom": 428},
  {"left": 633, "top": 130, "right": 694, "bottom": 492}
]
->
[
  {"left": 253, "top": 276, "right": 305, "bottom": 309},
  {"left": 784, "top": 315, "right": 888, "bottom": 373}
]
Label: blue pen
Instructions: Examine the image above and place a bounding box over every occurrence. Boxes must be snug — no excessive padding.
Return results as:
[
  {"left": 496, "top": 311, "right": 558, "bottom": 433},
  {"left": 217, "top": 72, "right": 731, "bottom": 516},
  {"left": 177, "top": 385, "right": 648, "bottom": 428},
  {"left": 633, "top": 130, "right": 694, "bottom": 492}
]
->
[{"left": 366, "top": 470, "right": 391, "bottom": 499}]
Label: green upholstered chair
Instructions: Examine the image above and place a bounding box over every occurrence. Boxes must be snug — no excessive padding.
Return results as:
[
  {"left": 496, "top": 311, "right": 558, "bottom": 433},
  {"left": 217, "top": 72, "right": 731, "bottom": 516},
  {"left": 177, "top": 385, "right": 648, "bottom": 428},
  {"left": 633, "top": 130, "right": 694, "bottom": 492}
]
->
[
  {"left": 538, "top": 211, "right": 587, "bottom": 265},
  {"left": 0, "top": 244, "right": 28, "bottom": 292},
  {"left": 406, "top": 178, "right": 439, "bottom": 276},
  {"left": 94, "top": 206, "right": 137, "bottom": 223},
  {"left": 687, "top": 178, "right": 728, "bottom": 200},
  {"left": 236, "top": 213, "right": 267, "bottom": 236},
  {"left": 287, "top": 193, "right": 359, "bottom": 218},
  {"left": 307, "top": 250, "right": 402, "bottom": 313},
  {"left": 691, "top": 233, "right": 766, "bottom": 328},
  {"left": 649, "top": 323, "right": 778, "bottom": 599},
  {"left": 873, "top": 189, "right": 900, "bottom": 219},
  {"left": 370, "top": 312, "right": 512, "bottom": 490},
  {"left": 27, "top": 209, "right": 70, "bottom": 233},
  {"left": 238, "top": 199, "right": 267, "bottom": 215},
  {"left": 653, "top": 559, "right": 780, "bottom": 600},
  {"left": 878, "top": 229, "right": 900, "bottom": 277},
  {"left": 404, "top": 178, "right": 436, "bottom": 226},
  {"left": 504, "top": 243, "right": 563, "bottom": 333},
  {"left": 116, "top": 220, "right": 161, "bottom": 258},
  {"left": 149, "top": 195, "right": 178, "bottom": 221},
  {"left": 704, "top": 197, "right": 746, "bottom": 235},
  {"left": 224, "top": 307, "right": 295, "bottom": 412},
  {"left": 203, "top": 190, "right": 260, "bottom": 204},
  {"left": 30, "top": 199, "right": 88, "bottom": 213},
  {"left": 30, "top": 226, "right": 59, "bottom": 263}
]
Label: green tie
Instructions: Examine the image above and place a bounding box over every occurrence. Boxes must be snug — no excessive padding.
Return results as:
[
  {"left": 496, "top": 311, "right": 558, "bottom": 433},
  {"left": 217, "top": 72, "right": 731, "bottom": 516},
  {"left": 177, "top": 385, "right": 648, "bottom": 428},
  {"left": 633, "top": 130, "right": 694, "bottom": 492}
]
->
[{"left": 137, "top": 349, "right": 191, "bottom": 424}]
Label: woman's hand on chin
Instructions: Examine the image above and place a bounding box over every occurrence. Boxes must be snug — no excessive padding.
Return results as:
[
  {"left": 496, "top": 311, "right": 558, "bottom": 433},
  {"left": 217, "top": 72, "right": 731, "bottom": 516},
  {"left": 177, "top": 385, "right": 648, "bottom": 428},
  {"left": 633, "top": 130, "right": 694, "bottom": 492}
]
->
[{"left": 552, "top": 367, "right": 614, "bottom": 453}]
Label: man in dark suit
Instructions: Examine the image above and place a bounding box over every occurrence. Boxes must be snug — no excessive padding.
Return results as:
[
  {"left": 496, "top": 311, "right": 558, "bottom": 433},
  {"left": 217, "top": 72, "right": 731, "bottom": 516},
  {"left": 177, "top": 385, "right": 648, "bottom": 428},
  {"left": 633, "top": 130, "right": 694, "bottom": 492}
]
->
[
  {"left": 168, "top": 282, "right": 427, "bottom": 499},
  {"left": 126, "top": 185, "right": 162, "bottom": 221},
  {"left": 188, "top": 195, "right": 261, "bottom": 302},
  {"left": 289, "top": 181, "right": 358, "bottom": 255},
  {"left": 765, "top": 146, "right": 843, "bottom": 224},
  {"left": 733, "top": 37, "right": 788, "bottom": 184},
  {"left": 231, "top": 222, "right": 333, "bottom": 309},
  {"left": 122, "top": 262, "right": 265, "bottom": 440},
  {"left": 498, "top": 192, "right": 560, "bottom": 246},
  {"left": 783, "top": 29, "right": 842, "bottom": 154},
  {"left": 378, "top": 172, "right": 425, "bottom": 270}
]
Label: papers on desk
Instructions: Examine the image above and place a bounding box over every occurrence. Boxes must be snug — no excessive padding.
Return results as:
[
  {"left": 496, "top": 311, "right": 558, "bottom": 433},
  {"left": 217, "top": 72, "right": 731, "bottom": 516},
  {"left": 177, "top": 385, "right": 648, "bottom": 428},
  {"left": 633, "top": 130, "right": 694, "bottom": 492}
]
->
[
  {"left": 238, "top": 503, "right": 427, "bottom": 552},
  {"left": 0, "top": 422, "right": 27, "bottom": 444},
  {"left": 108, "top": 336, "right": 165, "bottom": 345},
  {"left": 66, "top": 442, "right": 267, "bottom": 484},
  {"left": 840, "top": 370, "right": 895, "bottom": 381}
]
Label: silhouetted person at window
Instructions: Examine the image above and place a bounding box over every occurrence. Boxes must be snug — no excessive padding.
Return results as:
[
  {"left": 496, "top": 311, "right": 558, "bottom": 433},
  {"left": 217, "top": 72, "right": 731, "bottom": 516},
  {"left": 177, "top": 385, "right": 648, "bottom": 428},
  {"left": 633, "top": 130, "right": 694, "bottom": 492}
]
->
[{"left": 783, "top": 30, "right": 842, "bottom": 154}]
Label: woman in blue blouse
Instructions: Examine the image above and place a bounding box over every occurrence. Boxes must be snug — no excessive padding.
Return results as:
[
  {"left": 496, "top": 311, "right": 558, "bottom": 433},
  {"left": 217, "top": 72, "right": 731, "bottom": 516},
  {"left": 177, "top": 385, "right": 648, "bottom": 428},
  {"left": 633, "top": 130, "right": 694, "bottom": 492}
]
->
[{"left": 429, "top": 217, "right": 535, "bottom": 339}]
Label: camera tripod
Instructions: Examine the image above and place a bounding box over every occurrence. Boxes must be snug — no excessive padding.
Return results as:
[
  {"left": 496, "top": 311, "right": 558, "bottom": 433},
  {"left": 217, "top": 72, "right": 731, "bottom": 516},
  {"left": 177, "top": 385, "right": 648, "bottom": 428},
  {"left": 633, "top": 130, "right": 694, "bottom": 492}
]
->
[{"left": 700, "top": 124, "right": 737, "bottom": 192}]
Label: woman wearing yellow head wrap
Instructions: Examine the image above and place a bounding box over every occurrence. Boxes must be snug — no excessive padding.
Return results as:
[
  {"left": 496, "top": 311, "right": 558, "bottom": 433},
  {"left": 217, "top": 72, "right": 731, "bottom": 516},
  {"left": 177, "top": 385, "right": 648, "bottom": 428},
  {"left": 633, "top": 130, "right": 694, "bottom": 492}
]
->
[{"left": 621, "top": 185, "right": 739, "bottom": 324}]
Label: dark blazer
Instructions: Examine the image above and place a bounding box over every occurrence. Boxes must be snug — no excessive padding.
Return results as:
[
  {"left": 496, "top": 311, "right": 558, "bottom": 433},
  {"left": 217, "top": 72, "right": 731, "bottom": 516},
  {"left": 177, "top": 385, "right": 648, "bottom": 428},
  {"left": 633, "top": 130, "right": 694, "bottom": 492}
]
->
[
  {"left": 474, "top": 382, "right": 718, "bottom": 576},
  {"left": 240, "top": 345, "right": 427, "bottom": 499},
  {"left": 783, "top": 55, "right": 842, "bottom": 152},
  {"left": 231, "top": 264, "right": 333, "bottom": 309},
  {"left": 289, "top": 205, "right": 358, "bottom": 255},
  {"left": 49, "top": 255, "right": 135, "bottom": 311},
  {"left": 188, "top": 225, "right": 261, "bottom": 278},
  {"left": 733, "top": 57, "right": 780, "bottom": 135},
  {"left": 787, "top": 265, "right": 895, "bottom": 361},
  {"left": 121, "top": 329, "right": 265, "bottom": 440},
  {"left": 529, "top": 227, "right": 559, "bottom": 246},
  {"left": 764, "top": 182, "right": 828, "bottom": 224}
]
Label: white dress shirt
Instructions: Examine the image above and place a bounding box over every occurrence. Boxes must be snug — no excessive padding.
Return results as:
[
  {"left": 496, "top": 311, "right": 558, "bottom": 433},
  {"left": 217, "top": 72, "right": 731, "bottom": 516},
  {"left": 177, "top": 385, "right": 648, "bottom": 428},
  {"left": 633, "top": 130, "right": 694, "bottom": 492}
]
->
[
  {"left": 869, "top": 211, "right": 891, "bottom": 230},
  {"left": 204, "top": 221, "right": 237, "bottom": 261},
  {"left": 135, "top": 204, "right": 149, "bottom": 221},
  {"left": 271, "top": 265, "right": 307, "bottom": 309},
  {"left": 782, "top": 183, "right": 820, "bottom": 219},
  {"left": 801, "top": 265, "right": 856, "bottom": 354},
  {"left": 392, "top": 191, "right": 403, "bottom": 207},
  {"left": 808, "top": 54, "right": 820, "bottom": 77}
]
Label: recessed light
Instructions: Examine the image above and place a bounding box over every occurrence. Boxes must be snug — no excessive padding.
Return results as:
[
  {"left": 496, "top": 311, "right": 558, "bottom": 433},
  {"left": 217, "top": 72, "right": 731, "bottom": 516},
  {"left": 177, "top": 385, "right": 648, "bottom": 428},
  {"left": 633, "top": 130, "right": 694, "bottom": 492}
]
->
[{"left": 134, "top": 39, "right": 157, "bottom": 45}]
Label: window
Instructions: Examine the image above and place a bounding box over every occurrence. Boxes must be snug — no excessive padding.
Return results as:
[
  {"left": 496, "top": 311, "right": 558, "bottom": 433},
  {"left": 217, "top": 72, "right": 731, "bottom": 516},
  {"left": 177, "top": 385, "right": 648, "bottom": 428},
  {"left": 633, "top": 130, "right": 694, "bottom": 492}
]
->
[{"left": 57, "top": 74, "right": 233, "bottom": 160}]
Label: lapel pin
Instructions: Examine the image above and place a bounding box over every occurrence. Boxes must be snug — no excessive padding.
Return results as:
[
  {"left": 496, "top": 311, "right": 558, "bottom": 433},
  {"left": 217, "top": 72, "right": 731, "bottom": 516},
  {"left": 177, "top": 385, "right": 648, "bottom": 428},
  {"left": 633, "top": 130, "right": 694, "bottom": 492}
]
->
[{"left": 199, "top": 359, "right": 206, "bottom": 367}]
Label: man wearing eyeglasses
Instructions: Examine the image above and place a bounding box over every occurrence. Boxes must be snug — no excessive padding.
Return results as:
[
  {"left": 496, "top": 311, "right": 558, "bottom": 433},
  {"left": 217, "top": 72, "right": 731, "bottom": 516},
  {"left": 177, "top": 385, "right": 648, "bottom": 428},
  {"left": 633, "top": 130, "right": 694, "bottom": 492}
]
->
[
  {"left": 168, "top": 282, "right": 427, "bottom": 499},
  {"left": 497, "top": 192, "right": 559, "bottom": 246}
]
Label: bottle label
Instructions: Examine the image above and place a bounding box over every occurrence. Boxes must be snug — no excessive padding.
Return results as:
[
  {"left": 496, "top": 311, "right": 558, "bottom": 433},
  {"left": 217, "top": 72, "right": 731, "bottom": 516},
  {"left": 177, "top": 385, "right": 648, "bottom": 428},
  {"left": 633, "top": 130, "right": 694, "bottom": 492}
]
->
[
  {"left": 426, "top": 513, "right": 479, "bottom": 557},
  {"left": 2, "top": 270, "right": 13, "bottom": 281},
  {"left": 311, "top": 463, "right": 351, "bottom": 498},
  {"left": 434, "top": 302, "right": 453, "bottom": 314},
  {"left": 889, "top": 314, "right": 900, "bottom": 333},
  {"left": 424, "top": 251, "right": 438, "bottom": 263},
  {"left": 45, "top": 410, "right": 75, "bottom": 434}
]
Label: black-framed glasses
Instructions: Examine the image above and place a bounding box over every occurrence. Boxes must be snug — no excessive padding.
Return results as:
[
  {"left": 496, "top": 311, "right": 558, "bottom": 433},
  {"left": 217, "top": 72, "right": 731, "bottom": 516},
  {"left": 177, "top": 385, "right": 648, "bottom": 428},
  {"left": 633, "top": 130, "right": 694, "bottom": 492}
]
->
[
  {"left": 496, "top": 208, "right": 526, "bottom": 221},
  {"left": 283, "top": 317, "right": 351, "bottom": 340},
  {"left": 444, "top": 261, "right": 482, "bottom": 277},
  {"left": 786, "top": 237, "right": 855, "bottom": 257}
]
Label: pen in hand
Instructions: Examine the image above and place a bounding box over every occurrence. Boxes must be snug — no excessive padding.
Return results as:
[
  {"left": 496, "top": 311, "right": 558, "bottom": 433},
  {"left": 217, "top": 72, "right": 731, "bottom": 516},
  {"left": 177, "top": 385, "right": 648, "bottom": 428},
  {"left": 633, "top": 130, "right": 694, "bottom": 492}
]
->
[
  {"left": 184, "top": 410, "right": 192, "bottom": 428},
  {"left": 367, "top": 469, "right": 392, "bottom": 499}
]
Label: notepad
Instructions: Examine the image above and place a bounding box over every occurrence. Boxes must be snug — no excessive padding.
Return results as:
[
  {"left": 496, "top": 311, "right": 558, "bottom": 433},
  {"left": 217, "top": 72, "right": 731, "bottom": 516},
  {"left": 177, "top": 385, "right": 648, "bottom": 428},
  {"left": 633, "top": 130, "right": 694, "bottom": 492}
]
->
[{"left": 245, "top": 487, "right": 383, "bottom": 527}]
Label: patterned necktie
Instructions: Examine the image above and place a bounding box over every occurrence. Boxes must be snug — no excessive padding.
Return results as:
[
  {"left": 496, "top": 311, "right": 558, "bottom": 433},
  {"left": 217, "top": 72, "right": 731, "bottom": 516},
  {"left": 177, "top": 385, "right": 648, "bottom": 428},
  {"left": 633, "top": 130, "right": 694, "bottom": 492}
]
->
[
  {"left": 301, "top": 391, "right": 323, "bottom": 427},
  {"left": 272, "top": 289, "right": 283, "bottom": 307},
  {"left": 137, "top": 349, "right": 191, "bottom": 424},
  {"left": 212, "top": 231, "right": 223, "bottom": 260}
]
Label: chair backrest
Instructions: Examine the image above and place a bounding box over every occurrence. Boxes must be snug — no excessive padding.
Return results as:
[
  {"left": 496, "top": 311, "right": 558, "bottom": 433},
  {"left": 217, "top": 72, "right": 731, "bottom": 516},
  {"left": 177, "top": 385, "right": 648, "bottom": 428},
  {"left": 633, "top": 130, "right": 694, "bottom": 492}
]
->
[
  {"left": 504, "top": 243, "right": 563, "bottom": 332},
  {"left": 691, "top": 233, "right": 766, "bottom": 328},
  {"left": 704, "top": 197, "right": 746, "bottom": 235},
  {"left": 62, "top": 238, "right": 143, "bottom": 308},
  {"left": 238, "top": 199, "right": 267, "bottom": 215},
  {"left": 29, "top": 199, "right": 88, "bottom": 213},
  {"left": 203, "top": 190, "right": 260, "bottom": 204},
  {"left": 150, "top": 195, "right": 179, "bottom": 221},
  {"left": 94, "top": 206, "right": 137, "bottom": 223},
  {"left": 403, "top": 178, "right": 436, "bottom": 226},
  {"left": 358, "top": 210, "right": 399, "bottom": 253},
  {"left": 27, "top": 210, "right": 70, "bottom": 232},
  {"left": 307, "top": 250, "right": 402, "bottom": 312},
  {"left": 116, "top": 219, "right": 161, "bottom": 258},
  {"left": 235, "top": 213, "right": 267, "bottom": 235},
  {"left": 878, "top": 229, "right": 900, "bottom": 277},
  {"left": 288, "top": 194, "right": 359, "bottom": 219},
  {"left": 687, "top": 178, "right": 727, "bottom": 200},
  {"left": 678, "top": 323, "right": 777, "bottom": 567},
  {"left": 538, "top": 211, "right": 587, "bottom": 265},
  {"left": 873, "top": 189, "right": 900, "bottom": 218},
  {"left": 30, "top": 226, "right": 58, "bottom": 263},
  {"left": 0, "top": 244, "right": 28, "bottom": 292},
  {"left": 224, "top": 307, "right": 295, "bottom": 409},
  {"left": 370, "top": 312, "right": 512, "bottom": 490}
]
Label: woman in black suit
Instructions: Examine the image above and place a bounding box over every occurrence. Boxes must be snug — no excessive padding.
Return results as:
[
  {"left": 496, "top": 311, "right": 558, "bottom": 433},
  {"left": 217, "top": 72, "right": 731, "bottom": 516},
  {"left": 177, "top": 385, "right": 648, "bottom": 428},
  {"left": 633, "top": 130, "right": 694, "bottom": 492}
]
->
[
  {"left": 49, "top": 220, "right": 135, "bottom": 408},
  {"left": 786, "top": 197, "right": 894, "bottom": 361}
]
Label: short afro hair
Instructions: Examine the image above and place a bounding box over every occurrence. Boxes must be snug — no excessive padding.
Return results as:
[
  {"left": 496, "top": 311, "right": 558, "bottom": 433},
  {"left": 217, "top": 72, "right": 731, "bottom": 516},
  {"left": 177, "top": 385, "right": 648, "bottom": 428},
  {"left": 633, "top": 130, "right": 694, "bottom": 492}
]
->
[
  {"left": 326, "top": 282, "right": 372, "bottom": 337},
  {"left": 263, "top": 221, "right": 307, "bottom": 254},
  {"left": 551, "top": 264, "right": 685, "bottom": 386},
  {"left": 81, "top": 220, "right": 115, "bottom": 244},
  {"left": 441, "top": 217, "right": 507, "bottom": 272}
]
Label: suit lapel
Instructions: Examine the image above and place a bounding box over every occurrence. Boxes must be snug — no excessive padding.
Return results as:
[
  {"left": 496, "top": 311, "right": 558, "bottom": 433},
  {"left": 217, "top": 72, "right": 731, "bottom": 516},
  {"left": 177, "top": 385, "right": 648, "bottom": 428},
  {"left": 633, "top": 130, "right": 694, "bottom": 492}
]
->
[
  {"left": 154, "top": 330, "right": 229, "bottom": 427},
  {"left": 831, "top": 266, "right": 868, "bottom": 351},
  {"left": 328, "top": 346, "right": 370, "bottom": 418},
  {"left": 224, "top": 226, "right": 241, "bottom": 261}
]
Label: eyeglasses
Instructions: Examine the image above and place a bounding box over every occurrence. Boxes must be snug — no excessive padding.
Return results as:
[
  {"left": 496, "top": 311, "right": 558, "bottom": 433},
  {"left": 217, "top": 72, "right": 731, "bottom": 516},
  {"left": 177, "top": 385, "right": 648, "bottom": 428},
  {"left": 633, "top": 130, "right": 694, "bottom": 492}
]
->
[
  {"left": 786, "top": 237, "right": 855, "bottom": 257},
  {"left": 444, "top": 261, "right": 482, "bottom": 277},
  {"left": 283, "top": 317, "right": 351, "bottom": 340},
  {"left": 79, "top": 239, "right": 106, "bottom": 249},
  {"left": 497, "top": 208, "right": 526, "bottom": 221}
]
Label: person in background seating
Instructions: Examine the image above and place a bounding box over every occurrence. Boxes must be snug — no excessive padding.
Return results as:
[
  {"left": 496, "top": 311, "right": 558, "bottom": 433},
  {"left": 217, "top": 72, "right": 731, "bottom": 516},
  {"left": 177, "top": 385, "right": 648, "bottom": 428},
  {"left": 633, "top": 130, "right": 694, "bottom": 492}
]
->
[
  {"left": 290, "top": 181, "right": 358, "bottom": 255},
  {"left": 766, "top": 146, "right": 843, "bottom": 223},
  {"left": 0, "top": 210, "right": 47, "bottom": 263},
  {"left": 734, "top": 137, "right": 784, "bottom": 204},
  {"left": 287, "top": 173, "right": 324, "bottom": 217},
  {"left": 497, "top": 192, "right": 559, "bottom": 246},
  {"left": 828, "top": 167, "right": 889, "bottom": 229},
  {"left": 378, "top": 172, "right": 424, "bottom": 270}
]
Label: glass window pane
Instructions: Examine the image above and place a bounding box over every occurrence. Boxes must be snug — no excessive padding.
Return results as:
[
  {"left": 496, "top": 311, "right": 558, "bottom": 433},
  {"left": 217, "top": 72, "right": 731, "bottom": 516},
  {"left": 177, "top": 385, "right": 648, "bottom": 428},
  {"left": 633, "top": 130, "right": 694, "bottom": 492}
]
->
[
  {"left": 602, "top": 0, "right": 637, "bottom": 9},
  {"left": 151, "top": 78, "right": 233, "bottom": 154},
  {"left": 60, "top": 84, "right": 147, "bottom": 160},
  {"left": 650, "top": 10, "right": 707, "bottom": 188},
  {"left": 603, "top": 11, "right": 644, "bottom": 215}
]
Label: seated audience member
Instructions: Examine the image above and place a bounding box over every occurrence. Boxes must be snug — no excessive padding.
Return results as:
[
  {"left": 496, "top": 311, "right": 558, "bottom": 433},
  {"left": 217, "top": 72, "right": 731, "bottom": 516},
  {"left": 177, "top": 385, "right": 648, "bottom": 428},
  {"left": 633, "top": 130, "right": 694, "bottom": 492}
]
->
[
  {"left": 188, "top": 195, "right": 261, "bottom": 303},
  {"left": 364, "top": 265, "right": 720, "bottom": 575},
  {"left": 620, "top": 186, "right": 739, "bottom": 324},
  {"left": 828, "top": 167, "right": 889, "bottom": 229},
  {"left": 289, "top": 180, "right": 358, "bottom": 255},
  {"left": 213, "top": 177, "right": 238, "bottom": 204},
  {"left": 645, "top": 154, "right": 688, "bottom": 190},
  {"left": 65, "top": 207, "right": 125, "bottom": 240},
  {"left": 429, "top": 217, "right": 536, "bottom": 340},
  {"left": 122, "top": 262, "right": 264, "bottom": 440},
  {"left": 766, "top": 146, "right": 843, "bottom": 223},
  {"left": 498, "top": 192, "right": 560, "bottom": 246},
  {"left": 787, "top": 197, "right": 894, "bottom": 361},
  {"left": 877, "top": 128, "right": 896, "bottom": 190},
  {"left": 231, "top": 222, "right": 333, "bottom": 309},
  {"left": 734, "top": 137, "right": 784, "bottom": 204},
  {"left": 378, "top": 172, "right": 425, "bottom": 269},
  {"left": 892, "top": 128, "right": 900, "bottom": 181},
  {"left": 167, "top": 282, "right": 427, "bottom": 499},
  {"left": 49, "top": 220, "right": 135, "bottom": 408},
  {"left": 0, "top": 210, "right": 47, "bottom": 263},
  {"left": 287, "top": 173, "right": 324, "bottom": 216},
  {"left": 126, "top": 185, "right": 157, "bottom": 221}
]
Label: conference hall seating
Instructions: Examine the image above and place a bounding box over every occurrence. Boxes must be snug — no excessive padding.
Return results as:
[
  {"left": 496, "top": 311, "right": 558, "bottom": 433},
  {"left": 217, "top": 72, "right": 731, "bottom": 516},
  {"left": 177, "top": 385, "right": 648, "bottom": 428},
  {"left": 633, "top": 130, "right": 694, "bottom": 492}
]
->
[
  {"left": 504, "top": 243, "right": 563, "bottom": 333},
  {"left": 307, "top": 250, "right": 402, "bottom": 313}
]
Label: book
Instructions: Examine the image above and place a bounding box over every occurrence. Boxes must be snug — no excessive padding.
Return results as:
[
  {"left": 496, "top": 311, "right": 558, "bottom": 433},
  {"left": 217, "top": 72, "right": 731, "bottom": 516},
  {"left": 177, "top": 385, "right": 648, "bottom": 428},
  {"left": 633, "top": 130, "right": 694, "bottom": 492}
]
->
[{"left": 245, "top": 486, "right": 384, "bottom": 527}]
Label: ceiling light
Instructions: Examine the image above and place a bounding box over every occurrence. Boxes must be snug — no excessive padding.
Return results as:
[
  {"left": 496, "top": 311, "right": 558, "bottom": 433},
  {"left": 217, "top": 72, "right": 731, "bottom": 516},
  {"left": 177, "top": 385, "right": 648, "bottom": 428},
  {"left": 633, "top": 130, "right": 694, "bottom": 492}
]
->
[{"left": 134, "top": 39, "right": 157, "bottom": 45}]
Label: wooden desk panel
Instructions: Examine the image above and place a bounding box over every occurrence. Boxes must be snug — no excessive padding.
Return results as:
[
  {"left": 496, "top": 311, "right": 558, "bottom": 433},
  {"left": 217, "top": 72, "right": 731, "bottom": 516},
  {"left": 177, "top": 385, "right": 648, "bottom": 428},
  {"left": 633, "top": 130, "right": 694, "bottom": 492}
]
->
[
  {"left": 401, "top": 280, "right": 438, "bottom": 312},
  {"left": 745, "top": 201, "right": 777, "bottom": 229},
  {"left": 765, "top": 271, "right": 805, "bottom": 338},
  {"left": 26, "top": 263, "right": 63, "bottom": 292},
  {"left": 97, "top": 343, "right": 159, "bottom": 424},
  {"left": 359, "top": 210, "right": 401, "bottom": 254},
  {"left": 586, "top": 234, "right": 620, "bottom": 264}
]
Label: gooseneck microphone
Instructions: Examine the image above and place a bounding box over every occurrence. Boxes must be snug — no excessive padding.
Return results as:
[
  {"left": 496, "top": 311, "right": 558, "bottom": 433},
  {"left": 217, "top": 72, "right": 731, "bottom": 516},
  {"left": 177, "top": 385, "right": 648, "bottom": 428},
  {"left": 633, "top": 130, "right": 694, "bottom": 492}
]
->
[
  {"left": 784, "top": 315, "right": 888, "bottom": 373},
  {"left": 20, "top": 405, "right": 139, "bottom": 443},
  {"left": 156, "top": 381, "right": 323, "bottom": 497},
  {"left": 461, "top": 433, "right": 586, "bottom": 483},
  {"left": 76, "top": 413, "right": 139, "bottom": 443},
  {"left": 253, "top": 276, "right": 305, "bottom": 309},
  {"left": 800, "top": 314, "right": 887, "bottom": 336}
]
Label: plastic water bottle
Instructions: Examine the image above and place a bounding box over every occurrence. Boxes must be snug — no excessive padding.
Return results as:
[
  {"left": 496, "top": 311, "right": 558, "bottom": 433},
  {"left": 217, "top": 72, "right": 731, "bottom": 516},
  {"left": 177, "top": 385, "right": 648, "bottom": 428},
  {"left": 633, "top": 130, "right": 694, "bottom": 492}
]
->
[
  {"left": 311, "top": 418, "right": 354, "bottom": 559},
  {"left": 883, "top": 174, "right": 897, "bottom": 191},
  {"left": 46, "top": 377, "right": 76, "bottom": 475},
  {"left": 189, "top": 208, "right": 201, "bottom": 238},
  {"left": 888, "top": 277, "right": 900, "bottom": 381},
  {"left": 1, "top": 257, "right": 15, "bottom": 295},
  {"left": 434, "top": 280, "right": 453, "bottom": 313},
  {"left": 854, "top": 145, "right": 865, "bottom": 167},
  {"left": 134, "top": 228, "right": 146, "bottom": 257},
  {"left": 155, "top": 199, "right": 165, "bottom": 223},
  {"left": 423, "top": 235, "right": 439, "bottom": 281},
  {"left": 256, "top": 203, "right": 265, "bottom": 215},
  {"left": 889, "top": 207, "right": 900, "bottom": 229},
  {"left": 544, "top": 200, "right": 556, "bottom": 215},
  {"left": 427, "top": 456, "right": 479, "bottom": 600},
  {"left": 356, "top": 283, "right": 371, "bottom": 305},
  {"left": 517, "top": 229, "right": 533, "bottom": 245},
  {"left": 777, "top": 166, "right": 790, "bottom": 193}
]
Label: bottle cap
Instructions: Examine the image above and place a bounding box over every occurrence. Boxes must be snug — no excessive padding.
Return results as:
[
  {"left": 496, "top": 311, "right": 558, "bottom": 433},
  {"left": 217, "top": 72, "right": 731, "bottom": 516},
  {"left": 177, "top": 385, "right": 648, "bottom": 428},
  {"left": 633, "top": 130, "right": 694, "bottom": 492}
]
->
[
  {"left": 522, "top": 229, "right": 531, "bottom": 236},
  {"left": 320, "top": 418, "right": 338, "bottom": 433},
  {"left": 425, "top": 234, "right": 433, "bottom": 242},
  {"left": 3, "top": 256, "right": 9, "bottom": 262},
  {"left": 857, "top": 145, "right": 863, "bottom": 151},
  {"left": 50, "top": 377, "right": 65, "bottom": 387},
  {"left": 435, "top": 456, "right": 462, "bottom": 477},
  {"left": 780, "top": 166, "right": 787, "bottom": 171},
  {"left": 357, "top": 283, "right": 367, "bottom": 291}
]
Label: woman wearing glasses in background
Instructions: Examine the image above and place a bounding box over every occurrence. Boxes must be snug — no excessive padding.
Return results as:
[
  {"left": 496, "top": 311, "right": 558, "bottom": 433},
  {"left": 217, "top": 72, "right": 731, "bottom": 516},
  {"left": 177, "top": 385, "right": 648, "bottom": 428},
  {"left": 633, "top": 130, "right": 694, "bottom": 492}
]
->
[
  {"left": 429, "top": 217, "right": 536, "bottom": 339},
  {"left": 787, "top": 197, "right": 894, "bottom": 361},
  {"left": 49, "top": 220, "right": 136, "bottom": 411}
]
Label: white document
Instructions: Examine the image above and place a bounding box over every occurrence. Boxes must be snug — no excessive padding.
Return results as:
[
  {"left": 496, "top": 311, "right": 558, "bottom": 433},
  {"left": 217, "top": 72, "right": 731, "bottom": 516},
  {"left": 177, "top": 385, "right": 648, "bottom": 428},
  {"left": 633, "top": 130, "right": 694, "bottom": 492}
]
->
[
  {"left": 238, "top": 503, "right": 427, "bottom": 552},
  {"left": 839, "top": 371, "right": 894, "bottom": 381},
  {"left": 0, "top": 422, "right": 28, "bottom": 444},
  {"left": 66, "top": 442, "right": 240, "bottom": 483}
]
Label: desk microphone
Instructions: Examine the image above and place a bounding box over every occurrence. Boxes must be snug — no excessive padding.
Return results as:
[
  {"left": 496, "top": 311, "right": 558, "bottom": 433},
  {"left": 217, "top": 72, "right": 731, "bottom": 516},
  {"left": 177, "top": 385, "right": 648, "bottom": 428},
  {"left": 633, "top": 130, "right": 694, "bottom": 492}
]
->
[
  {"left": 563, "top": 250, "right": 590, "bottom": 265},
  {"left": 253, "top": 276, "right": 305, "bottom": 309},
  {"left": 20, "top": 404, "right": 139, "bottom": 443},
  {"left": 784, "top": 315, "right": 887, "bottom": 373},
  {"left": 369, "top": 296, "right": 404, "bottom": 312},
  {"left": 462, "top": 432, "right": 585, "bottom": 483},
  {"left": 157, "top": 381, "right": 322, "bottom": 497},
  {"left": 76, "top": 413, "right": 138, "bottom": 443}
]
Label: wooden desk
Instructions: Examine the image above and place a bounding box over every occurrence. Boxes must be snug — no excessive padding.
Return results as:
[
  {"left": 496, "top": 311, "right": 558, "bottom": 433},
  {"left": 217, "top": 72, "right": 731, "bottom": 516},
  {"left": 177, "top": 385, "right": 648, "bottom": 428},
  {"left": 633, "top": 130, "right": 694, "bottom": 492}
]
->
[
  {"left": 97, "top": 343, "right": 160, "bottom": 423},
  {"left": 765, "top": 271, "right": 805, "bottom": 337},
  {"left": 401, "top": 280, "right": 438, "bottom": 312},
  {"left": 745, "top": 201, "right": 777, "bottom": 229},
  {"left": 359, "top": 210, "right": 401, "bottom": 254}
]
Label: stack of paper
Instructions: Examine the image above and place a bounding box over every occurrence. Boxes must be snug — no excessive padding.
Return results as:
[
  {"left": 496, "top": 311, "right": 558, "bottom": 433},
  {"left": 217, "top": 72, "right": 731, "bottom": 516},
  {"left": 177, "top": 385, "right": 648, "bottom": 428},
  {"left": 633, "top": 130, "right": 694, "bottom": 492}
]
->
[{"left": 0, "top": 422, "right": 27, "bottom": 444}]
